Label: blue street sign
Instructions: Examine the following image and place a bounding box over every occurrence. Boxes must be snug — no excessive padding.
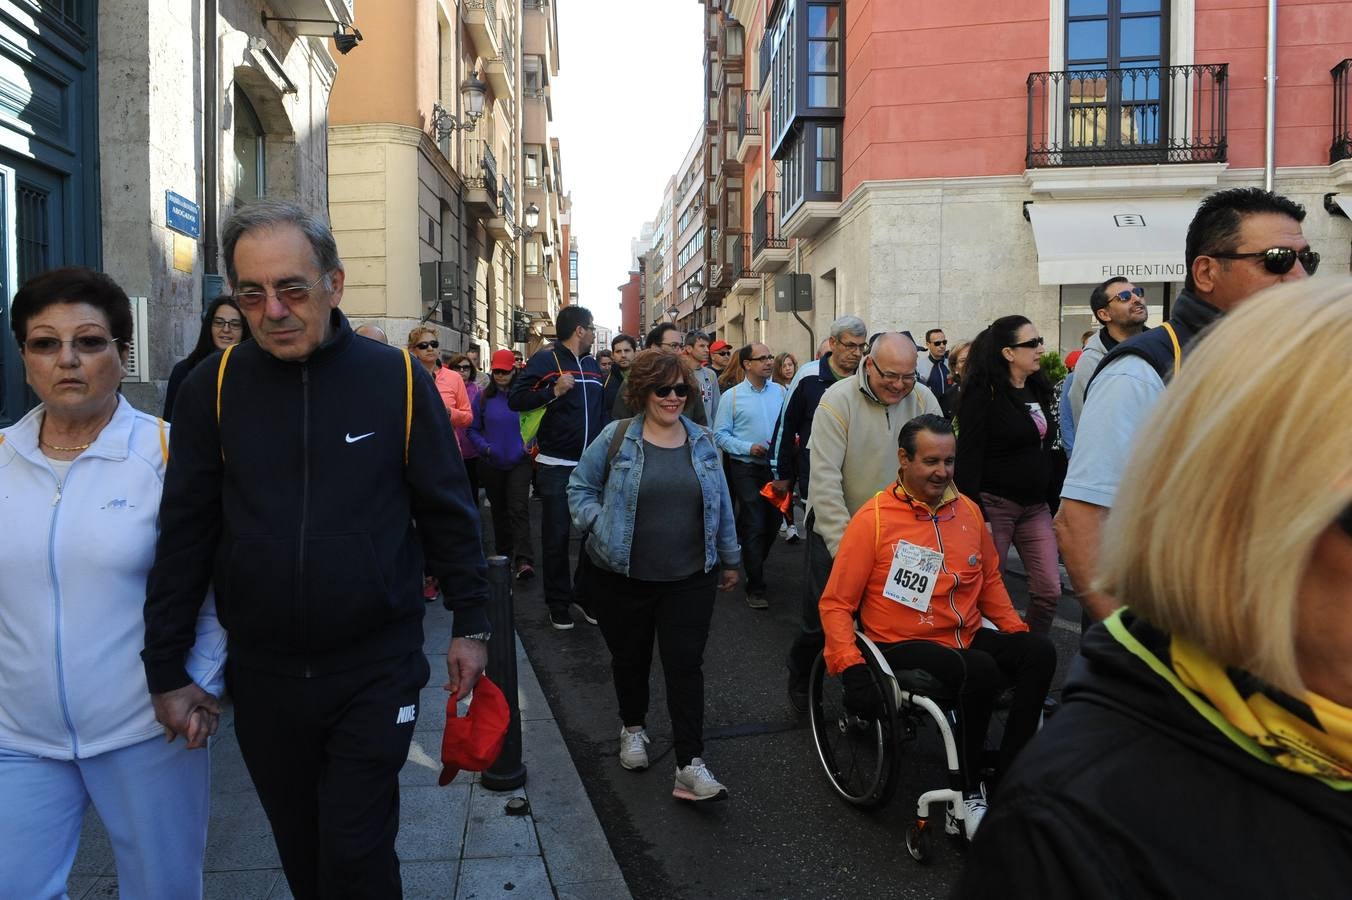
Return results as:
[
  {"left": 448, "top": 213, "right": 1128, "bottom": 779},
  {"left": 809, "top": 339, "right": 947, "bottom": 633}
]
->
[{"left": 165, "top": 191, "right": 200, "bottom": 239}]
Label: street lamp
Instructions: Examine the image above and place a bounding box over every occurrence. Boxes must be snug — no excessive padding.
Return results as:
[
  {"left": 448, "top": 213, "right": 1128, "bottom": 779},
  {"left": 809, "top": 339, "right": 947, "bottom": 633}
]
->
[
  {"left": 431, "top": 75, "right": 489, "bottom": 139},
  {"left": 505, "top": 202, "right": 541, "bottom": 240}
]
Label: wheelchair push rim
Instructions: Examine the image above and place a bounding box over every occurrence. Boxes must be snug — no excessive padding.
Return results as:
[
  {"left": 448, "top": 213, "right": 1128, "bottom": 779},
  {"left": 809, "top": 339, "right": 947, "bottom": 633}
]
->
[{"left": 807, "top": 649, "right": 901, "bottom": 809}]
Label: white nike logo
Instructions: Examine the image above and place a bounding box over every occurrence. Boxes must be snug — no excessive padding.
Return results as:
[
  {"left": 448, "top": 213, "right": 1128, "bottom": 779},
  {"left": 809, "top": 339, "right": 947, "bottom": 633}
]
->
[{"left": 345, "top": 432, "right": 375, "bottom": 444}]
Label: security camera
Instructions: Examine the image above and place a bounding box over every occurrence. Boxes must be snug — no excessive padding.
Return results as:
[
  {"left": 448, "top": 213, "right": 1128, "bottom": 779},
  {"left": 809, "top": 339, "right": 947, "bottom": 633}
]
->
[{"left": 333, "top": 25, "right": 363, "bottom": 54}]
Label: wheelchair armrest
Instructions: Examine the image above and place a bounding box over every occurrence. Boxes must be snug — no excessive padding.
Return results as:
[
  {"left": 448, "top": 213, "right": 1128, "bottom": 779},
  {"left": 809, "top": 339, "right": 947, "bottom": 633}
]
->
[{"left": 854, "top": 630, "right": 897, "bottom": 682}]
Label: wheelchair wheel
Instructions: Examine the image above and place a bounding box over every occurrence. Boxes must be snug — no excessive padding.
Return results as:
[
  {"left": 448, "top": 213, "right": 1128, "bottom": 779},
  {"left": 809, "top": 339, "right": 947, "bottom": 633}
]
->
[
  {"left": 807, "top": 648, "right": 900, "bottom": 809},
  {"left": 905, "top": 820, "right": 934, "bottom": 864}
]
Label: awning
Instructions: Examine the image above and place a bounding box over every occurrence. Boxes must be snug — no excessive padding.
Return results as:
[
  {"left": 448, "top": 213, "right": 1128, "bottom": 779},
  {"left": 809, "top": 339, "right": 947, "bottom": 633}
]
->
[
  {"left": 1025, "top": 198, "right": 1199, "bottom": 285},
  {"left": 1332, "top": 193, "right": 1352, "bottom": 219}
]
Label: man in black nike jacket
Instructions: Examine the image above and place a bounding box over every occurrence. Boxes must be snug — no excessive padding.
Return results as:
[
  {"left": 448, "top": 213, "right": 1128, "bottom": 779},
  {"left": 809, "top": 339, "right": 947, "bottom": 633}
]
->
[{"left": 142, "top": 200, "right": 490, "bottom": 899}]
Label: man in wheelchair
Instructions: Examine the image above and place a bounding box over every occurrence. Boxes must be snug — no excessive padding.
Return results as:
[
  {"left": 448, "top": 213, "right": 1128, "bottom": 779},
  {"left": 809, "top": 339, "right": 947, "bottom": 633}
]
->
[{"left": 818, "top": 414, "right": 1056, "bottom": 838}]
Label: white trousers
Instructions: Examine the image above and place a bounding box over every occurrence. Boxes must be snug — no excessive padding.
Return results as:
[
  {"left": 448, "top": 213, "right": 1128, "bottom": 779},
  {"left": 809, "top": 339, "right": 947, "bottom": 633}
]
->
[{"left": 0, "top": 734, "right": 210, "bottom": 900}]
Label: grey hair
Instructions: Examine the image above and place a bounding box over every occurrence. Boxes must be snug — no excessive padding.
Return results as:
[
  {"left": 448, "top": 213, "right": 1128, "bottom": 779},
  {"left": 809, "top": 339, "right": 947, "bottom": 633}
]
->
[
  {"left": 221, "top": 199, "right": 343, "bottom": 286},
  {"left": 829, "top": 315, "right": 867, "bottom": 340}
]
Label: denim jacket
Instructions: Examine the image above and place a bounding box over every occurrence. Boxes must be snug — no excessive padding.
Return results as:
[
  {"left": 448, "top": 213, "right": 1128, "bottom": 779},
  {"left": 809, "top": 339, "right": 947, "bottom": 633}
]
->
[{"left": 567, "top": 415, "right": 741, "bottom": 577}]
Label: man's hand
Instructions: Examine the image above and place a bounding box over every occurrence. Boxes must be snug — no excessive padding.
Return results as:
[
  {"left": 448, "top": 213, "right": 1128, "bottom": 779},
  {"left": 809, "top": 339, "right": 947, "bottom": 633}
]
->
[
  {"left": 769, "top": 478, "right": 792, "bottom": 495},
  {"left": 750, "top": 443, "right": 768, "bottom": 458},
  {"left": 445, "top": 636, "right": 488, "bottom": 698},
  {"left": 718, "top": 569, "right": 740, "bottom": 592},
  {"left": 151, "top": 683, "right": 221, "bottom": 750},
  {"left": 840, "top": 664, "right": 880, "bottom": 718},
  {"left": 553, "top": 373, "right": 575, "bottom": 398}
]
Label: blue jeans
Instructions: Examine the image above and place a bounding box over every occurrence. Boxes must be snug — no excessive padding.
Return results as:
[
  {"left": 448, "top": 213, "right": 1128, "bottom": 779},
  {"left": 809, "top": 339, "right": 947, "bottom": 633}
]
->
[{"left": 537, "top": 463, "right": 577, "bottom": 612}]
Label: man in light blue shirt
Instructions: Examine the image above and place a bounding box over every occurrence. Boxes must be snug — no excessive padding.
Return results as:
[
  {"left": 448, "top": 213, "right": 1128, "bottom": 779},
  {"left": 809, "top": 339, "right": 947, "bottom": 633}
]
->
[{"left": 714, "top": 342, "right": 786, "bottom": 609}]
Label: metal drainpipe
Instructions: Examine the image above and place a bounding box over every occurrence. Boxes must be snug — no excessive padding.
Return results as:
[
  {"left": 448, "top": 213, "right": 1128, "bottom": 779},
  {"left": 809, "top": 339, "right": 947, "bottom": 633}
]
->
[
  {"left": 204, "top": 0, "right": 218, "bottom": 275},
  {"left": 1263, "top": 0, "right": 1277, "bottom": 191}
]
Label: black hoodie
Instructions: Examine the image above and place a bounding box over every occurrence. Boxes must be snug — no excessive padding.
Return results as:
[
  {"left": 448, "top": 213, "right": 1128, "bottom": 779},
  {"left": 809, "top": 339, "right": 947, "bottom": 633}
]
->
[
  {"left": 143, "top": 311, "right": 489, "bottom": 690},
  {"left": 955, "top": 611, "right": 1352, "bottom": 899}
]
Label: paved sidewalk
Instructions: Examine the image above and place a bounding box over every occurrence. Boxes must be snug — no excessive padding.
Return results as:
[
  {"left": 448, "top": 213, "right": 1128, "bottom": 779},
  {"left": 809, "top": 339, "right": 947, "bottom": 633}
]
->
[{"left": 68, "top": 600, "right": 629, "bottom": 899}]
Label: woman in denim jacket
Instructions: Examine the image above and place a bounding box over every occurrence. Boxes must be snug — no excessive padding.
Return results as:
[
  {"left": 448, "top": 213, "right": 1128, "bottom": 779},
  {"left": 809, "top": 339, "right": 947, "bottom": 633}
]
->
[{"left": 568, "top": 350, "right": 740, "bottom": 803}]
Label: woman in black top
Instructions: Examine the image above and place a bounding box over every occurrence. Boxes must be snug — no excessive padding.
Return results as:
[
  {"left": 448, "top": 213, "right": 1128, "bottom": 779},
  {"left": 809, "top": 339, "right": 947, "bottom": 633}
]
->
[
  {"left": 163, "top": 295, "right": 251, "bottom": 420},
  {"left": 954, "top": 316, "right": 1061, "bottom": 634}
]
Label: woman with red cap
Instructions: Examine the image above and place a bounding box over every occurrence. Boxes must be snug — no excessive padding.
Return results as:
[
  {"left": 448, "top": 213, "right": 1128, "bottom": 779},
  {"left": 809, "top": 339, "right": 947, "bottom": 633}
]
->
[{"left": 469, "top": 349, "right": 536, "bottom": 580}]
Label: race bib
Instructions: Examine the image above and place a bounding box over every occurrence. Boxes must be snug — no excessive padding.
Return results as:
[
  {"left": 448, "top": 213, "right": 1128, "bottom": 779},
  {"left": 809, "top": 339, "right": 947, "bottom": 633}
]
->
[{"left": 882, "top": 540, "right": 944, "bottom": 613}]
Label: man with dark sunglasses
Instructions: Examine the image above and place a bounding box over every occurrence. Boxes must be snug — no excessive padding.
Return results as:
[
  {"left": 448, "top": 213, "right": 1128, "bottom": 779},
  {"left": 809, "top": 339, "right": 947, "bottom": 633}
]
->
[
  {"left": 1057, "top": 186, "right": 1314, "bottom": 625},
  {"left": 915, "top": 328, "right": 951, "bottom": 399},
  {"left": 1064, "top": 277, "right": 1149, "bottom": 437}
]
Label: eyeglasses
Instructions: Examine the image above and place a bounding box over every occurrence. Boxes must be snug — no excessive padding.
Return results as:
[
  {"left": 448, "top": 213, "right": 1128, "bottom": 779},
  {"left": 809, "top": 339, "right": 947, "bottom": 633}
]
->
[
  {"left": 455, "top": 364, "right": 473, "bottom": 372},
  {"left": 491, "top": 368, "right": 513, "bottom": 376},
  {"left": 212, "top": 317, "right": 242, "bottom": 330},
  {"left": 1210, "top": 247, "right": 1320, "bottom": 276},
  {"left": 868, "top": 358, "right": 918, "bottom": 383},
  {"left": 1008, "top": 337, "right": 1045, "bottom": 350},
  {"left": 233, "top": 273, "right": 327, "bottom": 308},
  {"left": 653, "top": 383, "right": 691, "bottom": 399},
  {"left": 659, "top": 341, "right": 684, "bottom": 350},
  {"left": 1111, "top": 287, "right": 1146, "bottom": 302},
  {"left": 415, "top": 341, "right": 440, "bottom": 350},
  {"left": 834, "top": 339, "right": 868, "bottom": 353},
  {"left": 747, "top": 354, "right": 775, "bottom": 363},
  {"left": 24, "top": 335, "right": 121, "bottom": 355}
]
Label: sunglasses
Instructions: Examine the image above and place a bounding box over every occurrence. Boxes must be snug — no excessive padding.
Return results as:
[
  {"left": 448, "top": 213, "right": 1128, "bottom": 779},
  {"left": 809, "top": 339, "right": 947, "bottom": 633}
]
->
[
  {"left": 455, "top": 364, "right": 473, "bottom": 372},
  {"left": 653, "top": 383, "right": 691, "bottom": 399},
  {"left": 1009, "top": 336, "right": 1045, "bottom": 350},
  {"left": 712, "top": 349, "right": 731, "bottom": 355},
  {"left": 491, "top": 368, "right": 513, "bottom": 376},
  {"left": 1210, "top": 247, "right": 1320, "bottom": 276},
  {"left": 1111, "top": 287, "right": 1146, "bottom": 302},
  {"left": 931, "top": 340, "right": 948, "bottom": 347},
  {"left": 415, "top": 341, "right": 440, "bottom": 350},
  {"left": 233, "top": 274, "right": 327, "bottom": 308}
]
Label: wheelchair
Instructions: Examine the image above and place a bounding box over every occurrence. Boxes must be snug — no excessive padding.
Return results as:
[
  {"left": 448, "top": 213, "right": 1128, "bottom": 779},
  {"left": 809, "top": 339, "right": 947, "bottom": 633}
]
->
[{"left": 807, "top": 629, "right": 983, "bottom": 864}]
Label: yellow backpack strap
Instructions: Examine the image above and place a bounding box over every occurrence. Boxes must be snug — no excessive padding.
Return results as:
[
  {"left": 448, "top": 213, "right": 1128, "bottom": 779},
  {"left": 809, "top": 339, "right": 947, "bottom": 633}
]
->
[
  {"left": 873, "top": 491, "right": 883, "bottom": 550},
  {"left": 0, "top": 433, "right": 5, "bottom": 447},
  {"left": 1161, "top": 322, "right": 1182, "bottom": 378},
  {"left": 215, "top": 343, "right": 237, "bottom": 461},
  {"left": 157, "top": 417, "right": 169, "bottom": 465},
  {"left": 401, "top": 348, "right": 414, "bottom": 466}
]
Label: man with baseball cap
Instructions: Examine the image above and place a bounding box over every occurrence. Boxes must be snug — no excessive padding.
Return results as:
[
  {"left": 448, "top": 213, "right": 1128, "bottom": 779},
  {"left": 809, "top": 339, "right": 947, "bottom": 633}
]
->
[{"left": 709, "top": 340, "right": 732, "bottom": 379}]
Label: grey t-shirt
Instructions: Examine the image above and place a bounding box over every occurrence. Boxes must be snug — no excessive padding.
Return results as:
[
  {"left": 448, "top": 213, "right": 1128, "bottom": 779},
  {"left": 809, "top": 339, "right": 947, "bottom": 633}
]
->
[{"left": 628, "top": 439, "right": 706, "bottom": 581}]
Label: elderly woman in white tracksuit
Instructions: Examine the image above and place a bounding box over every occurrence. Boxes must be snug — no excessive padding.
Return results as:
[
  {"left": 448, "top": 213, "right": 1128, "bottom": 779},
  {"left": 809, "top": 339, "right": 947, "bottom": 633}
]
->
[{"left": 0, "top": 267, "right": 226, "bottom": 899}]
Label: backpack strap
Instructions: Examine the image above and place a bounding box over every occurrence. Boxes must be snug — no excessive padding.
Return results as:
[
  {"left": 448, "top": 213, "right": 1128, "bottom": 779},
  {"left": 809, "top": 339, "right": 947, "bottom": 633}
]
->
[
  {"left": 604, "top": 417, "right": 632, "bottom": 481},
  {"left": 216, "top": 343, "right": 237, "bottom": 428},
  {"left": 157, "top": 417, "right": 169, "bottom": 465},
  {"left": 401, "top": 348, "right": 413, "bottom": 466},
  {"left": 1160, "top": 322, "right": 1182, "bottom": 378}
]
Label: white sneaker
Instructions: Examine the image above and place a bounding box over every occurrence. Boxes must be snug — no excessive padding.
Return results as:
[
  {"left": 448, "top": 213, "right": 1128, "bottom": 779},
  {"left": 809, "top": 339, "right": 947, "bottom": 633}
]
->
[
  {"left": 778, "top": 520, "right": 788, "bottom": 536},
  {"left": 618, "top": 727, "right": 650, "bottom": 771},
  {"left": 672, "top": 758, "right": 728, "bottom": 802},
  {"left": 962, "top": 787, "right": 988, "bottom": 841}
]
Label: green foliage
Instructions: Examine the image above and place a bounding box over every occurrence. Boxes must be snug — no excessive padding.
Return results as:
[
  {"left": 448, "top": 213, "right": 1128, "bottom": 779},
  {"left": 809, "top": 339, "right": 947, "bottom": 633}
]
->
[{"left": 1039, "top": 350, "right": 1068, "bottom": 385}]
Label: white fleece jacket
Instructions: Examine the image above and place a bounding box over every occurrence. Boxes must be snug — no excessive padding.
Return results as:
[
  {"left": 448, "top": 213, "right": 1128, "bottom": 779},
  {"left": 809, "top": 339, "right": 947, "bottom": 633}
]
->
[{"left": 0, "top": 397, "right": 226, "bottom": 760}]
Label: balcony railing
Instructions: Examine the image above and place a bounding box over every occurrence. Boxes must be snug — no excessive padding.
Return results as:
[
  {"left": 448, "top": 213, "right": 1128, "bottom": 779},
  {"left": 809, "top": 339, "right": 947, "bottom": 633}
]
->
[
  {"left": 737, "top": 89, "right": 759, "bottom": 145},
  {"left": 467, "top": 0, "right": 496, "bottom": 38},
  {"left": 730, "top": 233, "right": 752, "bottom": 280},
  {"left": 752, "top": 191, "right": 787, "bottom": 257},
  {"left": 759, "top": 27, "right": 773, "bottom": 92},
  {"left": 502, "top": 179, "right": 515, "bottom": 222},
  {"left": 1026, "top": 64, "right": 1228, "bottom": 168},
  {"left": 464, "top": 140, "right": 498, "bottom": 206},
  {"left": 1334, "top": 59, "right": 1351, "bottom": 164}
]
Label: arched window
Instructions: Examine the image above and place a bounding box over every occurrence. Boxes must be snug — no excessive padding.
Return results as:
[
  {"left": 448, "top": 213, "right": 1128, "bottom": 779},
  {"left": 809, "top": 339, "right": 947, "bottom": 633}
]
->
[{"left": 234, "top": 85, "right": 266, "bottom": 201}]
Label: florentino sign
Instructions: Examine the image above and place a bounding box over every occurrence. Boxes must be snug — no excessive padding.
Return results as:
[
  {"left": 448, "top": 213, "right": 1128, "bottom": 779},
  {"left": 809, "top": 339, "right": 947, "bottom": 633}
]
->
[{"left": 1101, "top": 263, "right": 1187, "bottom": 278}]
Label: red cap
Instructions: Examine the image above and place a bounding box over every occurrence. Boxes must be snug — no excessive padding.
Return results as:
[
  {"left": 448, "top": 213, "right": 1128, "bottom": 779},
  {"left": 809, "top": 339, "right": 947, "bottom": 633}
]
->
[
  {"left": 709, "top": 340, "right": 732, "bottom": 352},
  {"left": 1065, "top": 349, "right": 1083, "bottom": 371},
  {"left": 439, "top": 675, "right": 510, "bottom": 786},
  {"left": 490, "top": 349, "right": 518, "bottom": 372}
]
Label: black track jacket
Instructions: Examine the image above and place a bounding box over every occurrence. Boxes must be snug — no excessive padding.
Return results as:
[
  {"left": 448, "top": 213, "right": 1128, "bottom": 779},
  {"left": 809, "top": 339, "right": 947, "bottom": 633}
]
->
[{"left": 142, "top": 312, "right": 489, "bottom": 691}]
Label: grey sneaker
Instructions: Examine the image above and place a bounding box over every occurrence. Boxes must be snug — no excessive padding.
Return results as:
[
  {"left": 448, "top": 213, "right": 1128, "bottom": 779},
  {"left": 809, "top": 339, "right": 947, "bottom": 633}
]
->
[
  {"left": 672, "top": 758, "right": 728, "bottom": 802},
  {"left": 746, "top": 592, "right": 769, "bottom": 610},
  {"left": 618, "top": 727, "right": 650, "bottom": 771}
]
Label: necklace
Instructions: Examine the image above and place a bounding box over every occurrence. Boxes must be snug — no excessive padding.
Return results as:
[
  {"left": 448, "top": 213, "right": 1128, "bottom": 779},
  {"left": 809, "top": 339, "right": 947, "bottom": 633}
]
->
[{"left": 40, "top": 437, "right": 93, "bottom": 452}]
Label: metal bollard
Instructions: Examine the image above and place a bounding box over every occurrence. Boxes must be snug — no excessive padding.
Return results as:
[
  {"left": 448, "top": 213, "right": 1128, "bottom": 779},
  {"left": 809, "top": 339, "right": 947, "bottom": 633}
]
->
[{"left": 480, "top": 555, "right": 527, "bottom": 790}]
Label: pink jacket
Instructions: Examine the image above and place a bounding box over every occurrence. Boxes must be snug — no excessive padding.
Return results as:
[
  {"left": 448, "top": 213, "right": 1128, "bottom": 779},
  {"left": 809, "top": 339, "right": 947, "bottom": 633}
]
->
[{"left": 434, "top": 367, "right": 473, "bottom": 429}]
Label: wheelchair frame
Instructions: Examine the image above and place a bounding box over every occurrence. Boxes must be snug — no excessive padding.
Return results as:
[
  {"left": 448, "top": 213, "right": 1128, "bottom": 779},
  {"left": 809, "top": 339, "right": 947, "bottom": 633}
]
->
[{"left": 807, "top": 630, "right": 972, "bottom": 864}]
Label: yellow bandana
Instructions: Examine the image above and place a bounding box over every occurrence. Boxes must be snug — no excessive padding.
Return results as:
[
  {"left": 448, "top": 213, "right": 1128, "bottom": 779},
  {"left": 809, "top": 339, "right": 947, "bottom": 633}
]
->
[{"left": 1171, "top": 636, "right": 1352, "bottom": 783}]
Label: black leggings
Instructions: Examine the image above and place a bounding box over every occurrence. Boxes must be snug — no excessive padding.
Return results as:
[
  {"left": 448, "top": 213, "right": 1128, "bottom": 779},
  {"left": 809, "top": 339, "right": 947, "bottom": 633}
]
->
[{"left": 879, "top": 630, "right": 1055, "bottom": 792}]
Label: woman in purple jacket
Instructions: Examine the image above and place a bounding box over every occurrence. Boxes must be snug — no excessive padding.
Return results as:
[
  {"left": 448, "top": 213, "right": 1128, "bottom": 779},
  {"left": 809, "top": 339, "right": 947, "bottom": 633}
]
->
[{"left": 470, "top": 349, "right": 536, "bottom": 580}]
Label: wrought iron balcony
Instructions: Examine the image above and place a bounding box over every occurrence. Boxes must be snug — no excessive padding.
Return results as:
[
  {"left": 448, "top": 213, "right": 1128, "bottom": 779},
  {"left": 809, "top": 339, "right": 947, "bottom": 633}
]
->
[
  {"left": 759, "top": 27, "right": 772, "bottom": 93},
  {"left": 463, "top": 140, "right": 498, "bottom": 210},
  {"left": 751, "top": 191, "right": 788, "bottom": 258},
  {"left": 1334, "top": 59, "right": 1351, "bottom": 164},
  {"left": 737, "top": 90, "right": 759, "bottom": 145},
  {"left": 1026, "top": 64, "right": 1228, "bottom": 168}
]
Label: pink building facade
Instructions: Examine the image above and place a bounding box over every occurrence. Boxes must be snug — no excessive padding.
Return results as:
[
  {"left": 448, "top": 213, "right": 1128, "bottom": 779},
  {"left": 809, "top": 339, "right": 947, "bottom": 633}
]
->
[{"left": 704, "top": 0, "right": 1352, "bottom": 358}]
